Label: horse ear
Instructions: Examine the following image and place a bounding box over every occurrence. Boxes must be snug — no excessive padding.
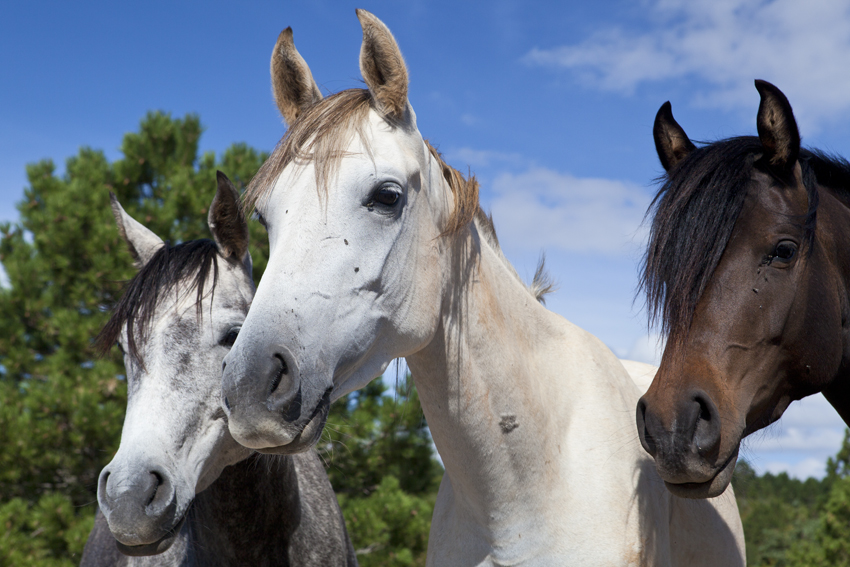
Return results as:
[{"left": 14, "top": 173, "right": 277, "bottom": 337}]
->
[
  {"left": 755, "top": 80, "right": 800, "bottom": 177},
  {"left": 271, "top": 27, "right": 323, "bottom": 126},
  {"left": 653, "top": 101, "right": 696, "bottom": 171},
  {"left": 356, "top": 9, "right": 409, "bottom": 119},
  {"left": 109, "top": 192, "right": 164, "bottom": 267},
  {"left": 209, "top": 171, "right": 250, "bottom": 266}
]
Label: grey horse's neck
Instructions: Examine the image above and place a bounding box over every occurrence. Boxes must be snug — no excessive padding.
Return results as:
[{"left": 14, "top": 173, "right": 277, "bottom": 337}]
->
[{"left": 80, "top": 452, "right": 356, "bottom": 567}]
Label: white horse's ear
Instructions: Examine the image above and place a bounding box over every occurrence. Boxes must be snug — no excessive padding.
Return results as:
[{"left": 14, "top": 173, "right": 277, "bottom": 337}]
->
[
  {"left": 356, "top": 9, "right": 409, "bottom": 119},
  {"left": 271, "top": 27, "right": 323, "bottom": 126},
  {"left": 109, "top": 192, "right": 164, "bottom": 267},
  {"left": 209, "top": 171, "right": 250, "bottom": 267}
]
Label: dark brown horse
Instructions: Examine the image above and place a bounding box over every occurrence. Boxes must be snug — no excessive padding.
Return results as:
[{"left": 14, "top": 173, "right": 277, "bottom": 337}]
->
[{"left": 636, "top": 80, "right": 850, "bottom": 499}]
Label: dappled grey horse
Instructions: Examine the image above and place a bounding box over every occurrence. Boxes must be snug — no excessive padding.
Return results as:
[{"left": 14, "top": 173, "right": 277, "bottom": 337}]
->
[{"left": 80, "top": 172, "right": 356, "bottom": 566}]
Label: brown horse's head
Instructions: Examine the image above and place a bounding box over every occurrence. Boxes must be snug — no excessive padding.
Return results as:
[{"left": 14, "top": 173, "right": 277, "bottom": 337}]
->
[{"left": 636, "top": 80, "right": 850, "bottom": 499}]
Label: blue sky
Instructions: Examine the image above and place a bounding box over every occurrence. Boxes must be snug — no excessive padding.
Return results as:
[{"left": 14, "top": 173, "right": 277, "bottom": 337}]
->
[{"left": 4, "top": 0, "right": 850, "bottom": 479}]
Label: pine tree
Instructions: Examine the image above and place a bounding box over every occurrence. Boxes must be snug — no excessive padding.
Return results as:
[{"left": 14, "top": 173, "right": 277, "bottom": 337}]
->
[
  {"left": 0, "top": 111, "right": 443, "bottom": 566},
  {"left": 319, "top": 376, "right": 443, "bottom": 567},
  {"left": 0, "top": 112, "right": 267, "bottom": 565}
]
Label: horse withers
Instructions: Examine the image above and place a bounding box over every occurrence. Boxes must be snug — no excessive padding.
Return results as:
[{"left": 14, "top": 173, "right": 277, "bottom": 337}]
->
[
  {"left": 218, "top": 11, "right": 744, "bottom": 565},
  {"left": 637, "top": 80, "right": 850, "bottom": 499},
  {"left": 80, "top": 172, "right": 356, "bottom": 566}
]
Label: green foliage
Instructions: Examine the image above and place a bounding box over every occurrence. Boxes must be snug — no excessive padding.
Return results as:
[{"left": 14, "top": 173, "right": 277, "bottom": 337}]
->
[
  {"left": 0, "top": 111, "right": 441, "bottom": 566},
  {"left": 320, "top": 377, "right": 443, "bottom": 567},
  {"left": 0, "top": 111, "right": 267, "bottom": 565},
  {"left": 733, "top": 429, "right": 850, "bottom": 567}
]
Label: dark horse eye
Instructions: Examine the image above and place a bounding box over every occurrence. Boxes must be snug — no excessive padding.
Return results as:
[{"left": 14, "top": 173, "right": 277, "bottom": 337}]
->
[
  {"left": 220, "top": 327, "right": 240, "bottom": 348},
  {"left": 772, "top": 241, "right": 798, "bottom": 263},
  {"left": 368, "top": 185, "right": 401, "bottom": 208}
]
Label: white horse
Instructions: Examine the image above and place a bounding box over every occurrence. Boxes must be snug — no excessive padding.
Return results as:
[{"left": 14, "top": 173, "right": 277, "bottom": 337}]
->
[
  {"left": 221, "top": 12, "right": 745, "bottom": 566},
  {"left": 85, "top": 173, "right": 355, "bottom": 566}
]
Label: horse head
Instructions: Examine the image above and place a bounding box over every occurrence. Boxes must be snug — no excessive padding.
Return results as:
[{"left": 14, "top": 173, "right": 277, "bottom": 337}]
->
[
  {"left": 637, "top": 80, "right": 850, "bottom": 498},
  {"left": 96, "top": 172, "right": 255, "bottom": 554},
  {"left": 220, "top": 10, "right": 476, "bottom": 453}
]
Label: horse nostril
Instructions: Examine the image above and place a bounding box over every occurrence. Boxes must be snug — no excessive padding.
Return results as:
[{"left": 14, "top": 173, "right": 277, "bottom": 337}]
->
[
  {"left": 636, "top": 398, "right": 658, "bottom": 457},
  {"left": 692, "top": 390, "right": 721, "bottom": 458},
  {"left": 269, "top": 353, "right": 289, "bottom": 395},
  {"left": 222, "top": 360, "right": 227, "bottom": 372},
  {"left": 223, "top": 396, "right": 231, "bottom": 411},
  {"left": 146, "top": 471, "right": 163, "bottom": 506}
]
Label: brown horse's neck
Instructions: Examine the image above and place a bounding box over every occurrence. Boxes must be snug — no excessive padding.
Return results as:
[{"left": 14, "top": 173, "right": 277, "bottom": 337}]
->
[{"left": 817, "top": 187, "right": 850, "bottom": 427}]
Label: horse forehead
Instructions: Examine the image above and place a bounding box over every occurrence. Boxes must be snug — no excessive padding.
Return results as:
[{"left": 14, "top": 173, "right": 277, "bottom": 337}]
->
[
  {"left": 363, "top": 109, "right": 424, "bottom": 160},
  {"left": 748, "top": 169, "right": 809, "bottom": 218}
]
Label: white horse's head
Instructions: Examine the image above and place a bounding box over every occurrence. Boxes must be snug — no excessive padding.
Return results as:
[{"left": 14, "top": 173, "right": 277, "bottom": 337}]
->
[
  {"left": 221, "top": 10, "right": 479, "bottom": 452},
  {"left": 97, "top": 173, "right": 254, "bottom": 555}
]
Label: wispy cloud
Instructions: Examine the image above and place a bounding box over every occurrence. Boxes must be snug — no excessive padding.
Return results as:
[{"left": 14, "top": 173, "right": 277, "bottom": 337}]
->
[
  {"left": 744, "top": 394, "right": 846, "bottom": 478},
  {"left": 486, "top": 167, "right": 651, "bottom": 255},
  {"left": 447, "top": 147, "right": 526, "bottom": 169},
  {"left": 625, "top": 333, "right": 665, "bottom": 365},
  {"left": 524, "top": 0, "right": 850, "bottom": 130}
]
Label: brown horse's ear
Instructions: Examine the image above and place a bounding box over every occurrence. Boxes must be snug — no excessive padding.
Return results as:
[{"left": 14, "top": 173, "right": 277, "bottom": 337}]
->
[
  {"left": 109, "top": 192, "right": 164, "bottom": 268},
  {"left": 755, "top": 79, "right": 800, "bottom": 178},
  {"left": 356, "top": 9, "right": 409, "bottom": 119},
  {"left": 209, "top": 171, "right": 250, "bottom": 266},
  {"left": 271, "top": 27, "right": 323, "bottom": 126},
  {"left": 653, "top": 101, "right": 696, "bottom": 171}
]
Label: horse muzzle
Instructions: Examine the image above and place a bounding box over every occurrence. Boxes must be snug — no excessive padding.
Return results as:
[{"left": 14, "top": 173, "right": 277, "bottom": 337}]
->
[
  {"left": 636, "top": 388, "right": 739, "bottom": 498},
  {"left": 221, "top": 341, "right": 332, "bottom": 452},
  {"left": 97, "top": 461, "right": 186, "bottom": 554}
]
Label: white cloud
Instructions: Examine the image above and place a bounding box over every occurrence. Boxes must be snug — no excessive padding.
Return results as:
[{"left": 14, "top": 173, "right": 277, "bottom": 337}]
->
[
  {"left": 762, "top": 457, "right": 829, "bottom": 480},
  {"left": 487, "top": 167, "right": 651, "bottom": 255},
  {"left": 525, "top": 0, "right": 850, "bottom": 130},
  {"left": 0, "top": 262, "right": 8, "bottom": 289},
  {"left": 625, "top": 333, "right": 665, "bottom": 366},
  {"left": 743, "top": 394, "right": 847, "bottom": 478},
  {"left": 447, "top": 147, "right": 526, "bottom": 169}
]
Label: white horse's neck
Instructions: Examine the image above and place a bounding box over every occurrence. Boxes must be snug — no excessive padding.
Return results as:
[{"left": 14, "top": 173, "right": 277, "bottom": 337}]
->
[{"left": 407, "top": 224, "right": 635, "bottom": 559}]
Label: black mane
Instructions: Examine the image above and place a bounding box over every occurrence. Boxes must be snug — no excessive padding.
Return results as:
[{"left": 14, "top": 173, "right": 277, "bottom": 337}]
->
[
  {"left": 97, "top": 239, "right": 220, "bottom": 366},
  {"left": 639, "top": 136, "right": 850, "bottom": 342}
]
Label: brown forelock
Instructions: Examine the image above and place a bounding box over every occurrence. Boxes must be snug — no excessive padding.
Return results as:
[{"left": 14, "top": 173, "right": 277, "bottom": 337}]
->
[{"left": 243, "top": 88, "right": 479, "bottom": 236}]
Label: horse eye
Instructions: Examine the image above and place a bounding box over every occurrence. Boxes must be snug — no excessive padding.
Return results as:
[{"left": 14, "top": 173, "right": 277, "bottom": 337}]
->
[
  {"left": 116, "top": 342, "right": 125, "bottom": 355},
  {"left": 368, "top": 185, "right": 401, "bottom": 208},
  {"left": 772, "top": 241, "right": 798, "bottom": 263},
  {"left": 256, "top": 212, "right": 267, "bottom": 229},
  {"left": 220, "top": 327, "right": 241, "bottom": 348}
]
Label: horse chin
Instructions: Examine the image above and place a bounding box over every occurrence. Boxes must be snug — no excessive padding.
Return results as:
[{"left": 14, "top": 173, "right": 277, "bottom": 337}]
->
[
  {"left": 114, "top": 514, "right": 187, "bottom": 557},
  {"left": 663, "top": 447, "right": 739, "bottom": 500},
  {"left": 256, "top": 397, "right": 330, "bottom": 455}
]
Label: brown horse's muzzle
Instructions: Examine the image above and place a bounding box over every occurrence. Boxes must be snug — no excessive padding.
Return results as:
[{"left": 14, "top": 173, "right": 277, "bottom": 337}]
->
[{"left": 636, "top": 387, "right": 739, "bottom": 498}]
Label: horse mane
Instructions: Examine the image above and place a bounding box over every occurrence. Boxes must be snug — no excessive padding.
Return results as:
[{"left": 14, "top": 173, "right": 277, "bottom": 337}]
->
[
  {"left": 97, "top": 239, "right": 220, "bottom": 367},
  {"left": 474, "top": 209, "right": 555, "bottom": 304},
  {"left": 243, "top": 88, "right": 478, "bottom": 236},
  {"left": 640, "top": 136, "right": 840, "bottom": 342}
]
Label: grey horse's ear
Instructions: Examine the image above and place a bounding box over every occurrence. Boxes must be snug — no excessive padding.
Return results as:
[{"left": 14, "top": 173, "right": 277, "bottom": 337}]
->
[
  {"left": 357, "top": 9, "right": 409, "bottom": 120},
  {"left": 109, "top": 192, "right": 164, "bottom": 267},
  {"left": 209, "top": 171, "right": 250, "bottom": 267},
  {"left": 755, "top": 79, "right": 800, "bottom": 178},
  {"left": 271, "top": 27, "right": 323, "bottom": 126},
  {"left": 653, "top": 101, "right": 696, "bottom": 172}
]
